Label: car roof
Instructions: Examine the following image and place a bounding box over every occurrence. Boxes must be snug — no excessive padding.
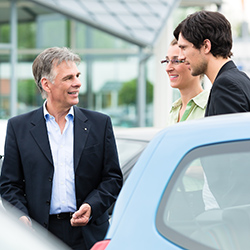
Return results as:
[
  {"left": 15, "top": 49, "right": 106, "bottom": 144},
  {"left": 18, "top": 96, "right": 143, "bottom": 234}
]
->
[
  {"left": 108, "top": 113, "right": 250, "bottom": 241},
  {"left": 113, "top": 127, "right": 163, "bottom": 142}
]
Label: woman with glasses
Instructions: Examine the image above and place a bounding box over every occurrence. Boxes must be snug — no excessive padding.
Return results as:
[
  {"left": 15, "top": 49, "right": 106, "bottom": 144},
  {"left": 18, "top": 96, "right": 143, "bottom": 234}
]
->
[
  {"left": 162, "top": 38, "right": 210, "bottom": 126},
  {"left": 162, "top": 39, "right": 218, "bottom": 212}
]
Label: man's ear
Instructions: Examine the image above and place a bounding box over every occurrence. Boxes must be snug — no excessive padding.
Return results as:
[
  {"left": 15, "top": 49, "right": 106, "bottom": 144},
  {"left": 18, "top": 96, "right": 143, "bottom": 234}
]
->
[
  {"left": 41, "top": 77, "right": 50, "bottom": 93},
  {"left": 203, "top": 39, "right": 211, "bottom": 54}
]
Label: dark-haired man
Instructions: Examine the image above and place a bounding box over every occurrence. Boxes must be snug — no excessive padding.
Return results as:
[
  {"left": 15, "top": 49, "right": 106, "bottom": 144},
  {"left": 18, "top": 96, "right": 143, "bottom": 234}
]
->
[
  {"left": 174, "top": 10, "right": 250, "bottom": 210},
  {"left": 174, "top": 10, "right": 250, "bottom": 116}
]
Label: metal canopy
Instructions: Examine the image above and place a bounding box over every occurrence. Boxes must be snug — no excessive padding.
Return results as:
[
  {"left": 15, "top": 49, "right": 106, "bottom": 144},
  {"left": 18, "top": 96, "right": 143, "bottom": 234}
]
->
[
  {"left": 0, "top": 0, "right": 53, "bottom": 23},
  {"left": 0, "top": 0, "right": 222, "bottom": 48},
  {"left": 0, "top": 0, "right": 181, "bottom": 48},
  {"left": 29, "top": 0, "right": 180, "bottom": 48},
  {"left": 0, "top": 0, "right": 222, "bottom": 120}
]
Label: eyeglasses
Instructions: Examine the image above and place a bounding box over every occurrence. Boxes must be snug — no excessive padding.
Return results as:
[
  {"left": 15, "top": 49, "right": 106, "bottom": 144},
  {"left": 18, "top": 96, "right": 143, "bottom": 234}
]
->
[{"left": 160, "top": 59, "right": 185, "bottom": 65}]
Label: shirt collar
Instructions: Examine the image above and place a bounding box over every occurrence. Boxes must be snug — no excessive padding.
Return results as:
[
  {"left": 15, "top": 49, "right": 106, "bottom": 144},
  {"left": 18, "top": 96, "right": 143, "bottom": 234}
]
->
[
  {"left": 171, "top": 98, "right": 182, "bottom": 109},
  {"left": 192, "top": 90, "right": 209, "bottom": 109},
  {"left": 171, "top": 90, "right": 209, "bottom": 110},
  {"left": 43, "top": 101, "right": 74, "bottom": 120}
]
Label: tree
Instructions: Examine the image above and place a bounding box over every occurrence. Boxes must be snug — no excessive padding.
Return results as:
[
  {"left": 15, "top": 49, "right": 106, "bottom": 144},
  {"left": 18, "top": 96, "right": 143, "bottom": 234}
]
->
[
  {"left": 0, "top": 22, "right": 36, "bottom": 48},
  {"left": 118, "top": 78, "right": 153, "bottom": 106},
  {"left": 18, "top": 79, "right": 39, "bottom": 106}
]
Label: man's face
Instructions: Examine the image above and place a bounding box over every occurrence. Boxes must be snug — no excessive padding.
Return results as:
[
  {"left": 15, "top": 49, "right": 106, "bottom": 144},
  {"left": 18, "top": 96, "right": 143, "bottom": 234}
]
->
[
  {"left": 178, "top": 33, "right": 207, "bottom": 76},
  {"left": 47, "top": 60, "right": 81, "bottom": 111}
]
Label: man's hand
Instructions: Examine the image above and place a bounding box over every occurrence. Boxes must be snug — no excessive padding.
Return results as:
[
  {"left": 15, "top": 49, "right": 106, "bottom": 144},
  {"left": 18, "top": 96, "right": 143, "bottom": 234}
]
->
[
  {"left": 70, "top": 203, "right": 91, "bottom": 227},
  {"left": 19, "top": 216, "right": 32, "bottom": 228}
]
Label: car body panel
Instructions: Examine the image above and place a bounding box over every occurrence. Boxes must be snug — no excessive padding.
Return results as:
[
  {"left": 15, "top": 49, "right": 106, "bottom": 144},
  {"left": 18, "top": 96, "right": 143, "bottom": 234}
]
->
[
  {"left": 0, "top": 204, "right": 70, "bottom": 249},
  {"left": 107, "top": 127, "right": 162, "bottom": 214},
  {"left": 114, "top": 127, "right": 162, "bottom": 180},
  {"left": 104, "top": 113, "right": 250, "bottom": 249}
]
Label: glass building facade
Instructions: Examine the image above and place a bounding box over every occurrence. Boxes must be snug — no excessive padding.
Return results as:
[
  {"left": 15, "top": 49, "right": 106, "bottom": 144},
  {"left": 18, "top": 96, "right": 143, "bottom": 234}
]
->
[{"left": 0, "top": 0, "right": 222, "bottom": 127}]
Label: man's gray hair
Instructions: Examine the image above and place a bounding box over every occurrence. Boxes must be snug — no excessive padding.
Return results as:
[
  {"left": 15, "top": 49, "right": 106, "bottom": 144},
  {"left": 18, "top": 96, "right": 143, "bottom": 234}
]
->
[{"left": 32, "top": 47, "right": 81, "bottom": 99}]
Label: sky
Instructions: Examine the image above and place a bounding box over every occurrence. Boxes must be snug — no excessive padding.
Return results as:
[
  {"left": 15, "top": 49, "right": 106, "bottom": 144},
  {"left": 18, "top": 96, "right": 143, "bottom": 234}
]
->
[
  {"left": 222, "top": 0, "right": 249, "bottom": 24},
  {"left": 211, "top": 0, "right": 250, "bottom": 41}
]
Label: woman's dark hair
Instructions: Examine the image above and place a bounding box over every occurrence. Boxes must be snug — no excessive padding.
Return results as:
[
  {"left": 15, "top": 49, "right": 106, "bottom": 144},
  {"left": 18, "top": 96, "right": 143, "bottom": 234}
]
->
[{"left": 173, "top": 10, "right": 233, "bottom": 58}]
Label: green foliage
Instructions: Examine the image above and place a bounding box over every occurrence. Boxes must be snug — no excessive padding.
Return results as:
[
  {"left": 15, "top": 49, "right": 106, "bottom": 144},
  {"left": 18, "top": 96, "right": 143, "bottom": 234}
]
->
[
  {"left": 0, "top": 24, "right": 9, "bottom": 43},
  {"left": 119, "top": 78, "right": 153, "bottom": 105},
  {"left": 18, "top": 22, "right": 36, "bottom": 48},
  {"left": 75, "top": 21, "right": 135, "bottom": 49},
  {"left": 0, "top": 22, "right": 36, "bottom": 48},
  {"left": 119, "top": 79, "right": 137, "bottom": 105},
  {"left": 146, "top": 79, "right": 154, "bottom": 104},
  {"left": 18, "top": 79, "right": 38, "bottom": 105},
  {"left": 93, "top": 29, "right": 133, "bottom": 49},
  {"left": 0, "top": 19, "right": 132, "bottom": 50}
]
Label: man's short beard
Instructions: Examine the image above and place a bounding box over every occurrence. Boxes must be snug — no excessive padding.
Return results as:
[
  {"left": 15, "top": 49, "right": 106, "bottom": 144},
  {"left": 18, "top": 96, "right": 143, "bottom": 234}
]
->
[{"left": 191, "top": 60, "right": 207, "bottom": 77}]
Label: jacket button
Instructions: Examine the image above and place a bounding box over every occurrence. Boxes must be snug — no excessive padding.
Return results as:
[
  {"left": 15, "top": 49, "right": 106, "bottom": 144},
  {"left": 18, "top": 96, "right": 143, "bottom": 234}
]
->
[
  {"left": 46, "top": 200, "right": 50, "bottom": 205},
  {"left": 48, "top": 177, "right": 52, "bottom": 182},
  {"left": 43, "top": 222, "right": 47, "bottom": 228}
]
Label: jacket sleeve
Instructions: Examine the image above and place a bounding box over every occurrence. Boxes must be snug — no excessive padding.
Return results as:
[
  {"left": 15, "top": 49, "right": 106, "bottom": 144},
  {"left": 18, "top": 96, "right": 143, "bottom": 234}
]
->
[{"left": 0, "top": 119, "right": 29, "bottom": 216}]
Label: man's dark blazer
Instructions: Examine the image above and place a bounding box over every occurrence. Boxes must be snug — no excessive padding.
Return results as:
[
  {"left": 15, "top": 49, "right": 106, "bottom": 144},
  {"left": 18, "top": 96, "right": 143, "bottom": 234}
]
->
[
  {"left": 204, "top": 60, "right": 250, "bottom": 209},
  {"left": 0, "top": 106, "right": 123, "bottom": 249},
  {"left": 205, "top": 60, "right": 250, "bottom": 116}
]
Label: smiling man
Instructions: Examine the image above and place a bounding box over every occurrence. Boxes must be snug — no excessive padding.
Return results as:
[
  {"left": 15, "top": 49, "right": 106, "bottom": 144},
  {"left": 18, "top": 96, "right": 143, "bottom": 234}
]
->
[
  {"left": 173, "top": 10, "right": 250, "bottom": 116},
  {"left": 0, "top": 47, "right": 123, "bottom": 250}
]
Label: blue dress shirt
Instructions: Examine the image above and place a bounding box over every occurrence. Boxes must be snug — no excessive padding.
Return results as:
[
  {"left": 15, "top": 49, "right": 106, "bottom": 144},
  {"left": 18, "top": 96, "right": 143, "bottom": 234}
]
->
[{"left": 43, "top": 103, "right": 77, "bottom": 214}]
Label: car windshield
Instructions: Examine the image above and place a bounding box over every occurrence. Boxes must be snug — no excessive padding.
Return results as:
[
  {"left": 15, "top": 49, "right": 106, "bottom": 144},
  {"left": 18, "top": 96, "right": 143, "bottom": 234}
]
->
[{"left": 157, "top": 140, "right": 250, "bottom": 250}]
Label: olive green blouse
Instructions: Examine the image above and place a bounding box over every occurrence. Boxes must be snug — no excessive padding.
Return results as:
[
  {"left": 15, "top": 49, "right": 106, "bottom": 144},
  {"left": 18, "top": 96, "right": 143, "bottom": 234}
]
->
[{"left": 166, "top": 90, "right": 210, "bottom": 126}]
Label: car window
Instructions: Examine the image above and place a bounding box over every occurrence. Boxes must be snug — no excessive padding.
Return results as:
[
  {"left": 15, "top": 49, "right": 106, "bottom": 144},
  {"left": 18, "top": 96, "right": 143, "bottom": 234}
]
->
[
  {"left": 116, "top": 138, "right": 147, "bottom": 167},
  {"left": 156, "top": 140, "right": 250, "bottom": 250}
]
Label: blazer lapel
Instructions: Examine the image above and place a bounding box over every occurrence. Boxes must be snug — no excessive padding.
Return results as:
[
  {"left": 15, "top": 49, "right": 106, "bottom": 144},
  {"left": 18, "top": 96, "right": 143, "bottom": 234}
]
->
[
  {"left": 73, "top": 107, "right": 90, "bottom": 171},
  {"left": 30, "top": 107, "right": 53, "bottom": 165}
]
